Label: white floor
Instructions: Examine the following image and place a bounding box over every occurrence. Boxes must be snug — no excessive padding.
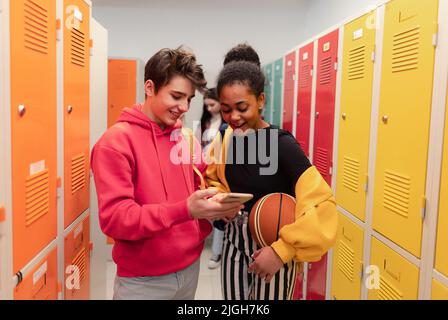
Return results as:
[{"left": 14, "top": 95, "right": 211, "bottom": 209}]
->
[{"left": 104, "top": 237, "right": 222, "bottom": 300}]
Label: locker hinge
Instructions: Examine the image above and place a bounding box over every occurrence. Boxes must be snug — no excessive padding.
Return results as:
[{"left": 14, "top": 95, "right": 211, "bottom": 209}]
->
[
  {"left": 334, "top": 62, "right": 338, "bottom": 71},
  {"left": 310, "top": 68, "right": 313, "bottom": 77},
  {"left": 360, "top": 262, "right": 364, "bottom": 280},
  {"left": 90, "top": 39, "right": 94, "bottom": 57},
  {"left": 421, "top": 196, "right": 427, "bottom": 219},
  {"left": 329, "top": 166, "right": 333, "bottom": 176},
  {"left": 364, "top": 175, "right": 369, "bottom": 193},
  {"left": 433, "top": 23, "right": 439, "bottom": 47},
  {"left": 371, "top": 51, "right": 375, "bottom": 63},
  {"left": 56, "top": 19, "right": 62, "bottom": 41}
]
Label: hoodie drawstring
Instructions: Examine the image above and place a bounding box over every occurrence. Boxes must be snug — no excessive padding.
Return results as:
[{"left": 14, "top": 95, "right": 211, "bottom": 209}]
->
[{"left": 151, "top": 123, "right": 169, "bottom": 199}]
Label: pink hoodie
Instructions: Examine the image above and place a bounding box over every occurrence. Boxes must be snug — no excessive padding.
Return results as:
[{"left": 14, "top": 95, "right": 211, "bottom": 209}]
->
[{"left": 91, "top": 105, "right": 211, "bottom": 277}]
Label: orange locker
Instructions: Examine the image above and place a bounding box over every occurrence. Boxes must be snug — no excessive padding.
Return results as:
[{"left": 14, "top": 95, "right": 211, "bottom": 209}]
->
[
  {"left": 10, "top": 0, "right": 58, "bottom": 272},
  {"left": 108, "top": 59, "right": 137, "bottom": 128},
  {"left": 64, "top": 214, "right": 90, "bottom": 300},
  {"left": 63, "top": 0, "right": 91, "bottom": 228},
  {"left": 14, "top": 247, "right": 58, "bottom": 300}
]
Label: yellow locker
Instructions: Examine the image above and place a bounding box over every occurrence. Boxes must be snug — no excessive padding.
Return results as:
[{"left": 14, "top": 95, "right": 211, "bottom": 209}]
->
[
  {"left": 63, "top": 0, "right": 90, "bottom": 228},
  {"left": 432, "top": 279, "right": 448, "bottom": 300},
  {"left": 336, "top": 12, "right": 376, "bottom": 221},
  {"left": 368, "top": 237, "right": 419, "bottom": 300},
  {"left": 10, "top": 0, "right": 57, "bottom": 272},
  {"left": 331, "top": 212, "right": 364, "bottom": 300},
  {"left": 372, "top": 0, "right": 438, "bottom": 257},
  {"left": 435, "top": 88, "right": 448, "bottom": 277}
]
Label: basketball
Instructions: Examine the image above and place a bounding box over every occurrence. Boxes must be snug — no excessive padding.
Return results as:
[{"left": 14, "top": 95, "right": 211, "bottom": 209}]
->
[{"left": 249, "top": 193, "right": 296, "bottom": 247}]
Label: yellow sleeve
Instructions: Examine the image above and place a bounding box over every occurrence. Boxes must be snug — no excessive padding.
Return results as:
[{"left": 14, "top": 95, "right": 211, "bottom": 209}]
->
[
  {"left": 205, "top": 132, "right": 229, "bottom": 193},
  {"left": 271, "top": 166, "right": 339, "bottom": 263}
]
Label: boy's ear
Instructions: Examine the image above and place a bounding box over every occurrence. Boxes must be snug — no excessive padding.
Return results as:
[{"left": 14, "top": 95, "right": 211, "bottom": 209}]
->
[{"left": 144, "top": 80, "right": 155, "bottom": 97}]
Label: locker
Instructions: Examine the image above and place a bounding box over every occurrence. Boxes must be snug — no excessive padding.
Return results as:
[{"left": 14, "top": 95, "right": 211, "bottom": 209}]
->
[
  {"left": 331, "top": 212, "right": 364, "bottom": 300},
  {"left": 14, "top": 247, "right": 58, "bottom": 300},
  {"left": 306, "top": 253, "right": 328, "bottom": 300},
  {"left": 262, "top": 63, "right": 273, "bottom": 123},
  {"left": 431, "top": 279, "right": 448, "bottom": 300},
  {"left": 372, "top": 0, "right": 438, "bottom": 257},
  {"left": 296, "top": 43, "right": 314, "bottom": 157},
  {"left": 10, "top": 0, "right": 58, "bottom": 272},
  {"left": 313, "top": 29, "right": 339, "bottom": 185},
  {"left": 435, "top": 83, "right": 448, "bottom": 277},
  {"left": 368, "top": 237, "right": 419, "bottom": 300},
  {"left": 292, "top": 271, "right": 304, "bottom": 300},
  {"left": 64, "top": 214, "right": 90, "bottom": 300},
  {"left": 282, "top": 50, "right": 296, "bottom": 134},
  {"left": 63, "top": 0, "right": 91, "bottom": 228},
  {"left": 272, "top": 58, "right": 283, "bottom": 127},
  {"left": 108, "top": 59, "right": 137, "bottom": 128},
  {"left": 335, "top": 12, "right": 376, "bottom": 222}
]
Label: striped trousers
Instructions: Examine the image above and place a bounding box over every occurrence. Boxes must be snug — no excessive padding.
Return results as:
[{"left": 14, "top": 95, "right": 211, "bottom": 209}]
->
[{"left": 221, "top": 214, "right": 298, "bottom": 300}]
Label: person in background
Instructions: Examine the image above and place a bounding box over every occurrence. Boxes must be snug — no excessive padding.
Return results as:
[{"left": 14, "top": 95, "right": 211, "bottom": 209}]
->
[
  {"left": 206, "top": 60, "right": 338, "bottom": 300},
  {"left": 91, "top": 47, "right": 243, "bottom": 300}
]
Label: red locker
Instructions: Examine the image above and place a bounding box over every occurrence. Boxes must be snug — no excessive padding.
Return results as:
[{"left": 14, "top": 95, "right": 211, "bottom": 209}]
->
[
  {"left": 306, "top": 253, "right": 328, "bottom": 300},
  {"left": 282, "top": 51, "right": 296, "bottom": 134},
  {"left": 296, "top": 43, "right": 314, "bottom": 156},
  {"left": 293, "top": 270, "right": 304, "bottom": 300},
  {"left": 313, "top": 29, "right": 339, "bottom": 185}
]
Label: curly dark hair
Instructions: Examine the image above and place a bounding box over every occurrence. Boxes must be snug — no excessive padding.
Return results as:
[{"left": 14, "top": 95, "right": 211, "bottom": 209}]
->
[
  {"left": 223, "top": 43, "right": 261, "bottom": 67},
  {"left": 217, "top": 61, "right": 265, "bottom": 98},
  {"left": 144, "top": 46, "right": 207, "bottom": 94},
  {"left": 204, "top": 87, "right": 219, "bottom": 101}
]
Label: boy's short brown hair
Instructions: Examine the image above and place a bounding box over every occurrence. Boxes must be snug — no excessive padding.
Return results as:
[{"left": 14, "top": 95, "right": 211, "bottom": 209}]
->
[{"left": 145, "top": 47, "right": 207, "bottom": 94}]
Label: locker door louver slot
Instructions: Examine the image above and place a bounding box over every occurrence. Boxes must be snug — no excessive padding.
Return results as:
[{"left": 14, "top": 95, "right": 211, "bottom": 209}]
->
[
  {"left": 298, "top": 140, "right": 306, "bottom": 152},
  {"left": 392, "top": 26, "right": 420, "bottom": 73},
  {"left": 343, "top": 157, "right": 360, "bottom": 192},
  {"left": 71, "top": 154, "right": 86, "bottom": 195},
  {"left": 378, "top": 276, "right": 403, "bottom": 300},
  {"left": 314, "top": 147, "right": 329, "bottom": 176},
  {"left": 348, "top": 46, "right": 365, "bottom": 80},
  {"left": 25, "top": 169, "right": 50, "bottom": 226},
  {"left": 72, "top": 248, "right": 87, "bottom": 283},
  {"left": 383, "top": 170, "right": 410, "bottom": 218},
  {"left": 299, "top": 64, "right": 311, "bottom": 88},
  {"left": 24, "top": 0, "right": 49, "bottom": 55},
  {"left": 319, "top": 57, "right": 332, "bottom": 85},
  {"left": 337, "top": 241, "right": 355, "bottom": 282},
  {"left": 71, "top": 28, "right": 86, "bottom": 67}
]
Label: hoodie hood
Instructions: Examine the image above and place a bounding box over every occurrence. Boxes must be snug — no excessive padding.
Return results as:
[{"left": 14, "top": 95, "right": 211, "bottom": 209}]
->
[{"left": 117, "top": 104, "right": 183, "bottom": 136}]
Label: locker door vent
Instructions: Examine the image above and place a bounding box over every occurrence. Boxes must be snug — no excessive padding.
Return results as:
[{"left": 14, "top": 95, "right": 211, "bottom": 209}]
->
[
  {"left": 343, "top": 157, "right": 360, "bottom": 192},
  {"left": 72, "top": 248, "right": 87, "bottom": 283},
  {"left": 299, "top": 64, "right": 311, "bottom": 88},
  {"left": 314, "top": 147, "right": 329, "bottom": 177},
  {"left": 319, "top": 57, "right": 332, "bottom": 85},
  {"left": 379, "top": 276, "right": 403, "bottom": 300},
  {"left": 71, "top": 28, "right": 86, "bottom": 67},
  {"left": 383, "top": 170, "right": 410, "bottom": 218},
  {"left": 298, "top": 140, "right": 306, "bottom": 152},
  {"left": 71, "top": 154, "right": 86, "bottom": 195},
  {"left": 25, "top": 169, "right": 50, "bottom": 226},
  {"left": 392, "top": 26, "right": 420, "bottom": 73},
  {"left": 24, "top": 0, "right": 49, "bottom": 55},
  {"left": 337, "top": 241, "right": 354, "bottom": 282},
  {"left": 348, "top": 46, "right": 365, "bottom": 80}
]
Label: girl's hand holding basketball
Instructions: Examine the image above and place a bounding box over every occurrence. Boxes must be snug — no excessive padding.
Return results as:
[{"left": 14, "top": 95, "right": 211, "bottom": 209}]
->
[{"left": 248, "top": 247, "right": 283, "bottom": 282}]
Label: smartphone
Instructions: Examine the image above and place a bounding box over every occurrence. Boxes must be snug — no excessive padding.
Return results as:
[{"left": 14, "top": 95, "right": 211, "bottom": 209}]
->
[{"left": 219, "top": 192, "right": 254, "bottom": 204}]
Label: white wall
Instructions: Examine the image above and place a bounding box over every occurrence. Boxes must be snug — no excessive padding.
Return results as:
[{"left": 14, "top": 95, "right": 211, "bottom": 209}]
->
[
  {"left": 91, "top": 0, "right": 308, "bottom": 128},
  {"left": 303, "top": 0, "right": 386, "bottom": 39}
]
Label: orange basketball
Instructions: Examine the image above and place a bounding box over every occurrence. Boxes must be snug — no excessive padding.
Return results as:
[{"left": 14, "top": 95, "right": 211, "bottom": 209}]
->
[{"left": 249, "top": 193, "right": 296, "bottom": 247}]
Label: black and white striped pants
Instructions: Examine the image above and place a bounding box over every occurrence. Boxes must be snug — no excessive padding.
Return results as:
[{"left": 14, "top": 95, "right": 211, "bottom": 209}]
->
[{"left": 221, "top": 214, "right": 298, "bottom": 300}]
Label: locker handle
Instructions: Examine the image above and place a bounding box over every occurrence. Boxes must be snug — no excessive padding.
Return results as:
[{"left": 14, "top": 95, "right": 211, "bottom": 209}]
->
[
  {"left": 67, "top": 105, "right": 73, "bottom": 114},
  {"left": 315, "top": 112, "right": 320, "bottom": 119},
  {"left": 18, "top": 105, "right": 26, "bottom": 117},
  {"left": 341, "top": 113, "right": 347, "bottom": 120},
  {"left": 382, "top": 115, "right": 388, "bottom": 124},
  {"left": 297, "top": 111, "right": 301, "bottom": 117},
  {"left": 383, "top": 259, "right": 401, "bottom": 282}
]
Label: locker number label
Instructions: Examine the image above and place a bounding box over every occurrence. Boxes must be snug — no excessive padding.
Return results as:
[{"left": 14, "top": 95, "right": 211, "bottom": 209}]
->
[
  {"left": 30, "top": 160, "right": 45, "bottom": 176},
  {"left": 353, "top": 28, "right": 364, "bottom": 40},
  {"left": 303, "top": 52, "right": 309, "bottom": 61},
  {"left": 323, "top": 42, "right": 331, "bottom": 52},
  {"left": 33, "top": 261, "right": 48, "bottom": 285}
]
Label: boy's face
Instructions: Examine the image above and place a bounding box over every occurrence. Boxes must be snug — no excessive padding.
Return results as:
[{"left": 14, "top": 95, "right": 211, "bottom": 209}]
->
[{"left": 145, "top": 75, "right": 195, "bottom": 128}]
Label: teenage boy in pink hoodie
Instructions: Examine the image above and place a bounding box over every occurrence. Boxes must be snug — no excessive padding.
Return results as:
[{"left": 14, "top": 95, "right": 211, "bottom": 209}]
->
[{"left": 91, "top": 47, "right": 243, "bottom": 300}]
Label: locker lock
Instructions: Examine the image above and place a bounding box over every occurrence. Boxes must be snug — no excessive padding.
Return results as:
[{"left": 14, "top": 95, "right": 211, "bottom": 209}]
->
[
  {"left": 67, "top": 105, "right": 73, "bottom": 114},
  {"left": 342, "top": 113, "right": 347, "bottom": 120},
  {"left": 382, "top": 115, "right": 389, "bottom": 124},
  {"left": 18, "top": 105, "right": 26, "bottom": 117}
]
